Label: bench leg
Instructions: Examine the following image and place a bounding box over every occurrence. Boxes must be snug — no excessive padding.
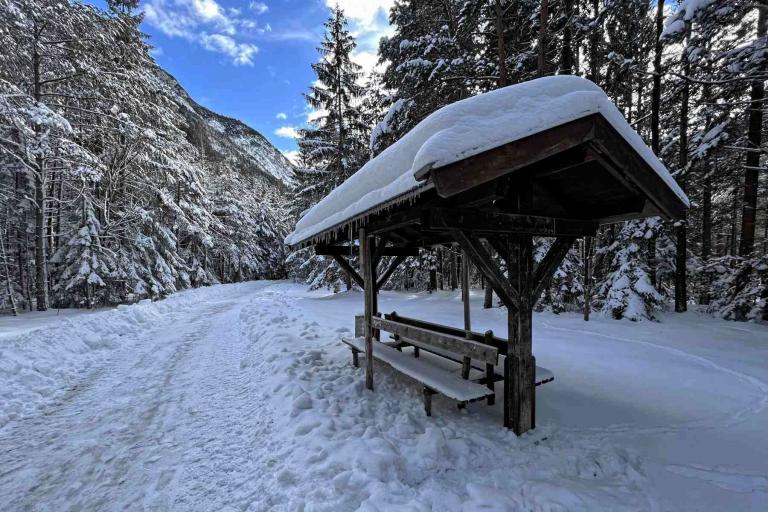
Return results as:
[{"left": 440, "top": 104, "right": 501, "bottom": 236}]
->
[
  {"left": 352, "top": 349, "right": 359, "bottom": 368},
  {"left": 423, "top": 387, "right": 433, "bottom": 416},
  {"left": 461, "top": 357, "right": 471, "bottom": 380},
  {"left": 486, "top": 363, "right": 495, "bottom": 405},
  {"left": 457, "top": 401, "right": 467, "bottom": 411},
  {"left": 414, "top": 346, "right": 420, "bottom": 358}
]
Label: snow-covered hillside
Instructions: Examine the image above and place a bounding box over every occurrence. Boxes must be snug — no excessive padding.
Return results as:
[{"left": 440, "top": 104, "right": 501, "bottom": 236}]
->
[
  {"left": 1, "top": 282, "right": 766, "bottom": 511},
  {"left": 155, "top": 67, "right": 295, "bottom": 188}
]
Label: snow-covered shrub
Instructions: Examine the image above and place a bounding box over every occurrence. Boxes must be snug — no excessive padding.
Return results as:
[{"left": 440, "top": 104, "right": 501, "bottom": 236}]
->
[
  {"left": 534, "top": 239, "right": 583, "bottom": 314},
  {"left": 595, "top": 221, "right": 664, "bottom": 321},
  {"left": 703, "top": 255, "right": 768, "bottom": 322}
]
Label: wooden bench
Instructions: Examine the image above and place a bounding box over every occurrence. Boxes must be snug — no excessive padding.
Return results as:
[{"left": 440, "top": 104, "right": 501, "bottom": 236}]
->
[
  {"left": 344, "top": 314, "right": 554, "bottom": 416},
  {"left": 341, "top": 336, "right": 494, "bottom": 415}
]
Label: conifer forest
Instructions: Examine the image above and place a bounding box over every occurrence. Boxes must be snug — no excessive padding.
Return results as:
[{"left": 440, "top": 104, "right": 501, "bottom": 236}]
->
[{"left": 1, "top": 0, "right": 767, "bottom": 323}]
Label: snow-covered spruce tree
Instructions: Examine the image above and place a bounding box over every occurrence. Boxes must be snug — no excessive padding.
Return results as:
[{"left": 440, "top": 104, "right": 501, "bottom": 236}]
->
[
  {"left": 374, "top": 0, "right": 476, "bottom": 155},
  {"left": 291, "top": 6, "right": 370, "bottom": 290},
  {"left": 535, "top": 238, "right": 583, "bottom": 314},
  {"left": 703, "top": 255, "right": 768, "bottom": 322},
  {"left": 51, "top": 196, "right": 112, "bottom": 309},
  {"left": 595, "top": 220, "right": 665, "bottom": 321}
]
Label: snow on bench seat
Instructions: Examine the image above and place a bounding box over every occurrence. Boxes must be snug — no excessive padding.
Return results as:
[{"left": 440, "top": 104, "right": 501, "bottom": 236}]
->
[{"left": 342, "top": 336, "right": 492, "bottom": 402}]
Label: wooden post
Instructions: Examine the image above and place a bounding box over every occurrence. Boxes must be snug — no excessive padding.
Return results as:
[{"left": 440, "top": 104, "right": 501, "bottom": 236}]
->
[
  {"left": 461, "top": 250, "right": 472, "bottom": 379},
  {"left": 360, "top": 228, "right": 375, "bottom": 391},
  {"left": 462, "top": 250, "right": 471, "bottom": 336},
  {"left": 505, "top": 233, "right": 535, "bottom": 435},
  {"left": 583, "top": 236, "right": 593, "bottom": 321}
]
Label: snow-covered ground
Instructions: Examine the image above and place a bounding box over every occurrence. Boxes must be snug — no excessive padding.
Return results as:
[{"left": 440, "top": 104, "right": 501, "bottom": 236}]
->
[{"left": 0, "top": 281, "right": 766, "bottom": 511}]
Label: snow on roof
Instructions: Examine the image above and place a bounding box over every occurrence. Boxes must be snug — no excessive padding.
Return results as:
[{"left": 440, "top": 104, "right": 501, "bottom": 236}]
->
[{"left": 286, "top": 75, "right": 689, "bottom": 247}]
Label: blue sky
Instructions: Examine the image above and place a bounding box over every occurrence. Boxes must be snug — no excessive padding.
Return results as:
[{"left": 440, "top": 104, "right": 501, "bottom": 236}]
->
[{"left": 86, "top": 0, "right": 394, "bottom": 161}]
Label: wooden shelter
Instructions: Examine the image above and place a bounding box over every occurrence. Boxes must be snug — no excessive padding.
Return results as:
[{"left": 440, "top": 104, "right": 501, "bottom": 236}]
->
[{"left": 286, "top": 76, "right": 688, "bottom": 435}]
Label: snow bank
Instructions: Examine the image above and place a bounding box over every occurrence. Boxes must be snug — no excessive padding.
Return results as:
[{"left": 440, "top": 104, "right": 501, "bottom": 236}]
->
[
  {"left": 286, "top": 75, "right": 689, "bottom": 246},
  {"left": 237, "top": 287, "right": 660, "bottom": 510},
  {"left": 0, "top": 288, "right": 223, "bottom": 428}
]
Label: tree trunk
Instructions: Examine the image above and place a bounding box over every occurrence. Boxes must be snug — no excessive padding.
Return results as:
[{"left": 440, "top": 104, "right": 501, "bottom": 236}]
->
[
  {"left": 583, "top": 237, "right": 593, "bottom": 321},
  {"left": 739, "top": 6, "right": 767, "bottom": 256},
  {"left": 588, "top": 0, "right": 600, "bottom": 83},
  {"left": 651, "top": 0, "right": 664, "bottom": 155},
  {"left": 537, "top": 0, "right": 549, "bottom": 77},
  {"left": 1, "top": 227, "right": 18, "bottom": 316},
  {"left": 560, "top": 0, "right": 575, "bottom": 75},
  {"left": 33, "top": 41, "right": 48, "bottom": 312},
  {"left": 675, "top": 30, "right": 691, "bottom": 313},
  {"left": 494, "top": 0, "right": 508, "bottom": 87}
]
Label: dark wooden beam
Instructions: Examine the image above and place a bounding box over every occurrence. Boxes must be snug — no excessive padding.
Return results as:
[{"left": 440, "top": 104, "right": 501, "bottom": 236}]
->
[
  {"left": 428, "top": 209, "right": 598, "bottom": 237},
  {"left": 591, "top": 115, "right": 686, "bottom": 220},
  {"left": 450, "top": 229, "right": 519, "bottom": 311},
  {"left": 428, "top": 115, "right": 596, "bottom": 198},
  {"left": 532, "top": 237, "right": 575, "bottom": 303},
  {"left": 376, "top": 255, "right": 406, "bottom": 291},
  {"left": 330, "top": 254, "right": 364, "bottom": 289},
  {"left": 360, "top": 228, "right": 375, "bottom": 391},
  {"left": 317, "top": 244, "right": 418, "bottom": 257}
]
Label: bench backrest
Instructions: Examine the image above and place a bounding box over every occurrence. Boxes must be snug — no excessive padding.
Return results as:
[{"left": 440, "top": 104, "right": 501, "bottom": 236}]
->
[
  {"left": 385, "top": 312, "right": 507, "bottom": 354},
  {"left": 371, "top": 316, "right": 499, "bottom": 365}
]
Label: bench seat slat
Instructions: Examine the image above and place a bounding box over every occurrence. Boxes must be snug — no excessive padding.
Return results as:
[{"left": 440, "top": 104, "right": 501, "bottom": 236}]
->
[{"left": 342, "top": 336, "right": 493, "bottom": 402}]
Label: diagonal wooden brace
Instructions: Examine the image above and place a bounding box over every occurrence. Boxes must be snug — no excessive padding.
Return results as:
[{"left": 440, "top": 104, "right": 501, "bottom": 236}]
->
[
  {"left": 376, "top": 255, "right": 406, "bottom": 291},
  {"left": 330, "top": 254, "right": 364, "bottom": 289},
  {"left": 451, "top": 229, "right": 520, "bottom": 311},
  {"left": 532, "top": 237, "right": 575, "bottom": 303}
]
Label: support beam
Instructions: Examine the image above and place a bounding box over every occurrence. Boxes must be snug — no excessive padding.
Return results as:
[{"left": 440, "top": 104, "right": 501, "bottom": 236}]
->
[
  {"left": 317, "top": 244, "right": 418, "bottom": 258},
  {"left": 451, "top": 229, "right": 520, "bottom": 311},
  {"left": 360, "top": 228, "right": 375, "bottom": 390},
  {"left": 505, "top": 234, "right": 535, "bottom": 435},
  {"left": 428, "top": 209, "right": 598, "bottom": 237},
  {"left": 462, "top": 250, "right": 471, "bottom": 337},
  {"left": 532, "top": 237, "right": 576, "bottom": 303},
  {"left": 330, "top": 254, "right": 364, "bottom": 289},
  {"left": 376, "top": 255, "right": 406, "bottom": 291}
]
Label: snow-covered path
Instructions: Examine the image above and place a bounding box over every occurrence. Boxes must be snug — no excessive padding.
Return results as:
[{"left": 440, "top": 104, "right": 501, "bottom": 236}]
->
[
  {"left": 0, "top": 283, "right": 275, "bottom": 511},
  {"left": 1, "top": 281, "right": 767, "bottom": 511}
]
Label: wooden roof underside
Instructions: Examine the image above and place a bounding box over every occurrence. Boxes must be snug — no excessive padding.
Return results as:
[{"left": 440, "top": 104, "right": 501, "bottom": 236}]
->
[{"left": 291, "top": 113, "right": 687, "bottom": 250}]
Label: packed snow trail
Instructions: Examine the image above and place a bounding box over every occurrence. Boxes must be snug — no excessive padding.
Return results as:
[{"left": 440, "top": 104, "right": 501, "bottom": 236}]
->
[
  {"left": 0, "top": 282, "right": 275, "bottom": 511},
  {"left": 1, "top": 282, "right": 767, "bottom": 511}
]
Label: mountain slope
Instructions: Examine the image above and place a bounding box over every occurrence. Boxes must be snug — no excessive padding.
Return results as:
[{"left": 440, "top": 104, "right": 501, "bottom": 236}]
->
[{"left": 155, "top": 67, "right": 295, "bottom": 188}]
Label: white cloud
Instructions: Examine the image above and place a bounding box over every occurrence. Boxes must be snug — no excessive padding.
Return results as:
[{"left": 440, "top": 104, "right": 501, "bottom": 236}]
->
[
  {"left": 281, "top": 150, "right": 300, "bottom": 165},
  {"left": 249, "top": 2, "right": 269, "bottom": 15},
  {"left": 324, "top": 1, "right": 393, "bottom": 79},
  {"left": 276, "top": 112, "right": 288, "bottom": 120},
  {"left": 351, "top": 50, "right": 381, "bottom": 76},
  {"left": 328, "top": 1, "right": 394, "bottom": 32},
  {"left": 275, "top": 126, "right": 300, "bottom": 139},
  {"left": 142, "top": 0, "right": 265, "bottom": 65},
  {"left": 200, "top": 34, "right": 258, "bottom": 66}
]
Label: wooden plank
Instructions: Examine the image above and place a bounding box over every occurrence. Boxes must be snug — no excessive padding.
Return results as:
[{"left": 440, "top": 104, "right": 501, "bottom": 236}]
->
[
  {"left": 532, "top": 237, "right": 576, "bottom": 303},
  {"left": 591, "top": 116, "right": 687, "bottom": 220},
  {"left": 317, "top": 244, "right": 419, "bottom": 257},
  {"left": 372, "top": 317, "right": 499, "bottom": 364},
  {"left": 428, "top": 209, "right": 598, "bottom": 237},
  {"left": 376, "top": 255, "right": 406, "bottom": 291},
  {"left": 428, "top": 115, "right": 596, "bottom": 198},
  {"left": 451, "top": 229, "right": 520, "bottom": 311},
  {"left": 360, "top": 228, "right": 375, "bottom": 391},
  {"left": 386, "top": 312, "right": 506, "bottom": 352},
  {"left": 330, "top": 254, "right": 364, "bottom": 288}
]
